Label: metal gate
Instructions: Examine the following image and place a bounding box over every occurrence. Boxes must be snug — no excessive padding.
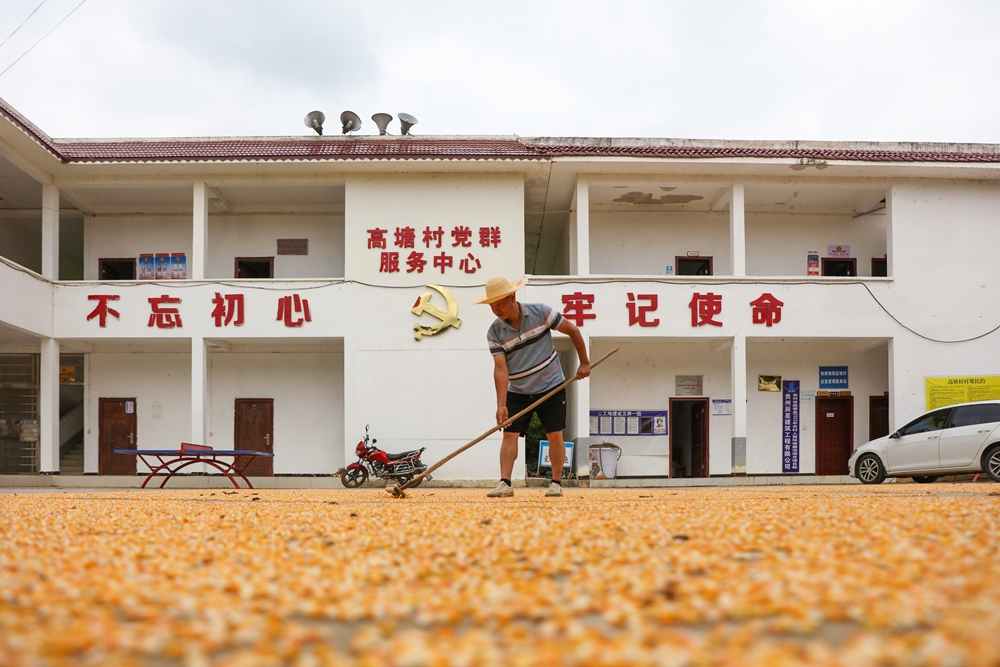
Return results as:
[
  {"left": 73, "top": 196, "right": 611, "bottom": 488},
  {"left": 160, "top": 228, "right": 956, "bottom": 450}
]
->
[{"left": 0, "top": 354, "right": 40, "bottom": 474}]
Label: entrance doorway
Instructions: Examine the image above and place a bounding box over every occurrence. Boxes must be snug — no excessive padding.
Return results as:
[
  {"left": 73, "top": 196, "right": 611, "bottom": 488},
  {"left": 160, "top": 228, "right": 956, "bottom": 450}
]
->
[
  {"left": 99, "top": 398, "right": 137, "bottom": 475},
  {"left": 235, "top": 398, "right": 273, "bottom": 476},
  {"left": 816, "top": 396, "right": 853, "bottom": 475},
  {"left": 669, "top": 398, "right": 708, "bottom": 478},
  {"left": 869, "top": 395, "right": 889, "bottom": 441}
]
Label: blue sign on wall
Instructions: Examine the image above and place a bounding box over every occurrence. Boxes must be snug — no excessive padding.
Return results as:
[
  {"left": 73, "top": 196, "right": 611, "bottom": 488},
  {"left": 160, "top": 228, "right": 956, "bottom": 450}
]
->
[
  {"left": 819, "top": 366, "right": 849, "bottom": 389},
  {"left": 782, "top": 380, "right": 800, "bottom": 473}
]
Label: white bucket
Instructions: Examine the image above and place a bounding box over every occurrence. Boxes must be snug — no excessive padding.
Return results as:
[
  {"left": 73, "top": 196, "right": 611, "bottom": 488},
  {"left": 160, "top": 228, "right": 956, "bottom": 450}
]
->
[{"left": 589, "top": 443, "right": 622, "bottom": 479}]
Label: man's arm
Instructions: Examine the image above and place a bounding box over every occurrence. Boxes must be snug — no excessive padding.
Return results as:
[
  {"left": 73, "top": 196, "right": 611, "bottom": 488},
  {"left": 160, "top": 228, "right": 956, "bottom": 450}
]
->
[
  {"left": 493, "top": 353, "right": 510, "bottom": 425},
  {"left": 555, "top": 318, "right": 591, "bottom": 379}
]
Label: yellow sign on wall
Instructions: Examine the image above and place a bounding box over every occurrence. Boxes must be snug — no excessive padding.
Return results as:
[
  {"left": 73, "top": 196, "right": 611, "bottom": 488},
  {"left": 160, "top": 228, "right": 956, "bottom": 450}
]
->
[{"left": 925, "top": 376, "right": 1000, "bottom": 410}]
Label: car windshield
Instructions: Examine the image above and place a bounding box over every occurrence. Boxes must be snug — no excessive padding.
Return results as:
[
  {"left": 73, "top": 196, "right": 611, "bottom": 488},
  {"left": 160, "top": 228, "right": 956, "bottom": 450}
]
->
[{"left": 900, "top": 409, "right": 952, "bottom": 436}]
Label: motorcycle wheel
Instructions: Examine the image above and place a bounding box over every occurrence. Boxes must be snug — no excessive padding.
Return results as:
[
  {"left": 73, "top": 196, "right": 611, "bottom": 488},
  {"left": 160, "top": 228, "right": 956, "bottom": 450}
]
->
[
  {"left": 397, "top": 475, "right": 423, "bottom": 488},
  {"left": 341, "top": 467, "right": 368, "bottom": 488}
]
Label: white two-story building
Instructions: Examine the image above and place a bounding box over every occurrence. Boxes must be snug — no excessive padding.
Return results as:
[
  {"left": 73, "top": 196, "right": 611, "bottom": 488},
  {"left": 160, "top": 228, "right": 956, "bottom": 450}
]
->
[{"left": 2, "top": 95, "right": 999, "bottom": 483}]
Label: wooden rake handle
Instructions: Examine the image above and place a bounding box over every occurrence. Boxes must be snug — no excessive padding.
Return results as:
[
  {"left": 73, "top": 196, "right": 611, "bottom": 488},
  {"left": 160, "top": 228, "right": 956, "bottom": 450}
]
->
[{"left": 396, "top": 347, "right": 620, "bottom": 493}]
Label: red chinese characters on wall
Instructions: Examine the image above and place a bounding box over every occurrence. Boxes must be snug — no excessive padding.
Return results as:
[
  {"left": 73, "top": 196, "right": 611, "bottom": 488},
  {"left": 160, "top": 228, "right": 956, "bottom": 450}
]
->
[
  {"left": 750, "top": 293, "right": 783, "bottom": 327},
  {"left": 277, "top": 294, "right": 311, "bottom": 327},
  {"left": 86, "top": 295, "right": 121, "bottom": 327},
  {"left": 212, "top": 293, "right": 244, "bottom": 327},
  {"left": 370, "top": 225, "right": 501, "bottom": 275},
  {"left": 148, "top": 295, "right": 182, "bottom": 328},
  {"left": 562, "top": 292, "right": 596, "bottom": 326},
  {"left": 689, "top": 292, "right": 723, "bottom": 327},
  {"left": 626, "top": 293, "right": 659, "bottom": 327}
]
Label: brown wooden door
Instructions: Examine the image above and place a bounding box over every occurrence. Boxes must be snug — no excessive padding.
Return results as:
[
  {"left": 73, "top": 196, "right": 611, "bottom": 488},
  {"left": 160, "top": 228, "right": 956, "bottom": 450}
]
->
[
  {"left": 816, "top": 397, "right": 853, "bottom": 475},
  {"left": 235, "top": 399, "right": 273, "bottom": 476},
  {"left": 99, "top": 398, "right": 137, "bottom": 475},
  {"left": 869, "top": 396, "right": 889, "bottom": 441},
  {"left": 691, "top": 399, "right": 708, "bottom": 477}
]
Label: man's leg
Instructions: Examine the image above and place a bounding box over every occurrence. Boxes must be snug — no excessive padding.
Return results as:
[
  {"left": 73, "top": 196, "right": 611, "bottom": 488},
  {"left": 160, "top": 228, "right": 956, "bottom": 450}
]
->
[
  {"left": 546, "top": 431, "right": 565, "bottom": 482},
  {"left": 499, "top": 430, "right": 520, "bottom": 480}
]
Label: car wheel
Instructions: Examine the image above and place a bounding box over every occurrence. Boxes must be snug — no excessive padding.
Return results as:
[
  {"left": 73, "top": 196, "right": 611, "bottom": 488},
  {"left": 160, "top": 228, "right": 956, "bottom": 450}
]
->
[
  {"left": 983, "top": 445, "right": 1000, "bottom": 483},
  {"left": 857, "top": 454, "right": 886, "bottom": 485},
  {"left": 911, "top": 475, "right": 939, "bottom": 484}
]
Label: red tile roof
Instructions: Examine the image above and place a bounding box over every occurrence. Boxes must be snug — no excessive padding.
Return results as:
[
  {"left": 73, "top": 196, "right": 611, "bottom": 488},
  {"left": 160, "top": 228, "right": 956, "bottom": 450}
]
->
[
  {"left": 3, "top": 96, "right": 999, "bottom": 165},
  {"left": 55, "top": 138, "right": 547, "bottom": 162}
]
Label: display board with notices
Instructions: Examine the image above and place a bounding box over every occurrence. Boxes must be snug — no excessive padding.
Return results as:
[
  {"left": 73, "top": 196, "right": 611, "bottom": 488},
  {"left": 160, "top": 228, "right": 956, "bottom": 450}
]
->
[{"left": 590, "top": 410, "right": 668, "bottom": 436}]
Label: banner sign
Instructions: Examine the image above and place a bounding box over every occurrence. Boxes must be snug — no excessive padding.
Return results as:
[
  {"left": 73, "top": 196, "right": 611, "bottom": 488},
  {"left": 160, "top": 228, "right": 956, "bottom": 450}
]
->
[
  {"left": 590, "top": 410, "right": 667, "bottom": 436},
  {"left": 819, "top": 366, "right": 849, "bottom": 389},
  {"left": 782, "top": 381, "right": 800, "bottom": 473},
  {"left": 925, "top": 376, "right": 1000, "bottom": 410}
]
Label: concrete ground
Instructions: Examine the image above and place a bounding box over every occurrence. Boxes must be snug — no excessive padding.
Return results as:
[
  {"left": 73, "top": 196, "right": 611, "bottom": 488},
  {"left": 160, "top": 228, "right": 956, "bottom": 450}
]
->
[{"left": 1, "top": 485, "right": 998, "bottom": 666}]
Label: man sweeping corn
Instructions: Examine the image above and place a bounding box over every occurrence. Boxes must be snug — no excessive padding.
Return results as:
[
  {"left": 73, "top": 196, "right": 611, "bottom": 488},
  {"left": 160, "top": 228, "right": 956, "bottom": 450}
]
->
[{"left": 475, "top": 276, "right": 590, "bottom": 498}]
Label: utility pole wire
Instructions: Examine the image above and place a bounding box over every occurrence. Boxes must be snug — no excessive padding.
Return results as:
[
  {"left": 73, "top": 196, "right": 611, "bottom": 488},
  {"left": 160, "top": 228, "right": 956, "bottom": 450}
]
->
[
  {"left": 0, "top": 0, "right": 48, "bottom": 52},
  {"left": 0, "top": 0, "right": 88, "bottom": 79}
]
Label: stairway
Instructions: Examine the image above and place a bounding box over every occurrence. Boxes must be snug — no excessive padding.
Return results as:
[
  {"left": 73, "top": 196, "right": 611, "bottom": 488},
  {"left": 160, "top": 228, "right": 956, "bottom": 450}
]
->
[{"left": 60, "top": 439, "right": 85, "bottom": 475}]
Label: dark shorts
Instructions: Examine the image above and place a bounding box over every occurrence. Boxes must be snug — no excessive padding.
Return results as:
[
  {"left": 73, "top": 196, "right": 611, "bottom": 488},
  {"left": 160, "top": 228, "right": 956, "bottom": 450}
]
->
[{"left": 504, "top": 388, "right": 567, "bottom": 436}]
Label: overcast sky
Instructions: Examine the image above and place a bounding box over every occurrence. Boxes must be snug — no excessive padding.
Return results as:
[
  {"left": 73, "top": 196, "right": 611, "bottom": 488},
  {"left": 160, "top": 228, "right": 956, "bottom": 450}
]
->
[{"left": 0, "top": 0, "right": 998, "bottom": 143}]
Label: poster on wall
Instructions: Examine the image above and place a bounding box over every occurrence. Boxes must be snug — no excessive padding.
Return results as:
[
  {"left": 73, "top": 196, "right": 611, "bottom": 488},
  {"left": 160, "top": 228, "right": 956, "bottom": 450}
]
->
[
  {"left": 138, "top": 254, "right": 154, "bottom": 280},
  {"left": 782, "top": 380, "right": 800, "bottom": 473},
  {"left": 925, "top": 376, "right": 1000, "bottom": 410},
  {"left": 711, "top": 399, "right": 733, "bottom": 416},
  {"left": 590, "top": 410, "right": 668, "bottom": 436},
  {"left": 171, "top": 253, "right": 187, "bottom": 280},
  {"left": 807, "top": 251, "right": 819, "bottom": 276},
  {"left": 154, "top": 254, "right": 171, "bottom": 279}
]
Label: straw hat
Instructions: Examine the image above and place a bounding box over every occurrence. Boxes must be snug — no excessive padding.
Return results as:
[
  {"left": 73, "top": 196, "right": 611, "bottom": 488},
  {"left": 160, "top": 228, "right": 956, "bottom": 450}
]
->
[{"left": 474, "top": 275, "right": 527, "bottom": 305}]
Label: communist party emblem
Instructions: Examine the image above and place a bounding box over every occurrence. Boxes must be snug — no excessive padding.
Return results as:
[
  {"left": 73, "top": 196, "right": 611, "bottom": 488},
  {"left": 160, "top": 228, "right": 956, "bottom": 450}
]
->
[{"left": 412, "top": 284, "right": 461, "bottom": 341}]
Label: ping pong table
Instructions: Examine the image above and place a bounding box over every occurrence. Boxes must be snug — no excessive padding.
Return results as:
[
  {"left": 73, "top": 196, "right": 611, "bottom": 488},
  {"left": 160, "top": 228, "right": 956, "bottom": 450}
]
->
[{"left": 114, "top": 442, "right": 274, "bottom": 489}]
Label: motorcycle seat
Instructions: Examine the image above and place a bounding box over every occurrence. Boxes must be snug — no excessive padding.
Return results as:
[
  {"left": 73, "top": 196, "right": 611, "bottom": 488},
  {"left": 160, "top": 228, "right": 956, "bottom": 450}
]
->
[{"left": 385, "top": 448, "right": 424, "bottom": 461}]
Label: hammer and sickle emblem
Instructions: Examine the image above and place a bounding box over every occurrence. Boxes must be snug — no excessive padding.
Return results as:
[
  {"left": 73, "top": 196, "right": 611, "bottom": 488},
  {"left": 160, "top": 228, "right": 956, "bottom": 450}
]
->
[{"left": 412, "top": 284, "right": 462, "bottom": 341}]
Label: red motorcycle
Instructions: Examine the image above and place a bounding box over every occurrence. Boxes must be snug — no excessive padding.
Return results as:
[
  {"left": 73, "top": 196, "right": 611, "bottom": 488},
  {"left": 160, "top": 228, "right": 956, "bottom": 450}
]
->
[{"left": 341, "top": 425, "right": 430, "bottom": 488}]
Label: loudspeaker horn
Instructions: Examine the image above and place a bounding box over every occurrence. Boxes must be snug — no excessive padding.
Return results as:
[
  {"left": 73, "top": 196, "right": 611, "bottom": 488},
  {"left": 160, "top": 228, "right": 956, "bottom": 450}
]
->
[
  {"left": 340, "top": 110, "right": 362, "bottom": 134},
  {"left": 398, "top": 112, "right": 418, "bottom": 135},
  {"left": 372, "top": 113, "right": 393, "bottom": 135},
  {"left": 303, "top": 110, "right": 325, "bottom": 135}
]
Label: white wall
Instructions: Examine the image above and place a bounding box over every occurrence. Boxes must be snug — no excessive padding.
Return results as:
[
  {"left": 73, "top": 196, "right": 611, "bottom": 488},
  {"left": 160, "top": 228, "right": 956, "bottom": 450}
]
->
[
  {"left": 206, "top": 214, "right": 344, "bottom": 279},
  {"left": 85, "top": 352, "right": 191, "bottom": 472},
  {"left": 745, "top": 212, "right": 887, "bottom": 277},
  {"left": 84, "top": 216, "right": 191, "bottom": 280},
  {"left": 590, "top": 211, "right": 730, "bottom": 275},
  {"left": 0, "top": 258, "right": 52, "bottom": 336},
  {"left": 589, "top": 338, "right": 733, "bottom": 476},
  {"left": 209, "top": 351, "right": 344, "bottom": 474},
  {"left": 746, "top": 340, "right": 889, "bottom": 474}
]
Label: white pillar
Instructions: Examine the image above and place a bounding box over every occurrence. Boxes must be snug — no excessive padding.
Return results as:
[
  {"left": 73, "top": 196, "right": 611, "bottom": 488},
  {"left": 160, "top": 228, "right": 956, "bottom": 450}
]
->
[
  {"left": 575, "top": 179, "right": 590, "bottom": 276},
  {"left": 731, "top": 334, "right": 747, "bottom": 474},
  {"left": 192, "top": 183, "right": 209, "bottom": 280},
  {"left": 191, "top": 337, "right": 208, "bottom": 445},
  {"left": 41, "top": 185, "right": 60, "bottom": 280},
  {"left": 885, "top": 187, "right": 894, "bottom": 278},
  {"left": 729, "top": 183, "right": 745, "bottom": 277},
  {"left": 39, "top": 337, "right": 60, "bottom": 472}
]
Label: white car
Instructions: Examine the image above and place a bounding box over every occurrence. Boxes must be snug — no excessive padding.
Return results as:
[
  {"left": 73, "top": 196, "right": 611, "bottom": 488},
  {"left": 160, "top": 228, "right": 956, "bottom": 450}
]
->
[{"left": 849, "top": 400, "right": 1000, "bottom": 484}]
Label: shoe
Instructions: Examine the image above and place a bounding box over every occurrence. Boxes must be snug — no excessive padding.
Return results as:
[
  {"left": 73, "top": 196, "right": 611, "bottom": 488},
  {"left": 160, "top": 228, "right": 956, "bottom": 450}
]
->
[
  {"left": 487, "top": 481, "right": 514, "bottom": 498},
  {"left": 545, "top": 482, "right": 563, "bottom": 497}
]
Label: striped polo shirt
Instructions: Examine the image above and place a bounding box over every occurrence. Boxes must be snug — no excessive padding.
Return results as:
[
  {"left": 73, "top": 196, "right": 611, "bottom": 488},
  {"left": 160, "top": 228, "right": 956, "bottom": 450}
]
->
[{"left": 487, "top": 302, "right": 565, "bottom": 395}]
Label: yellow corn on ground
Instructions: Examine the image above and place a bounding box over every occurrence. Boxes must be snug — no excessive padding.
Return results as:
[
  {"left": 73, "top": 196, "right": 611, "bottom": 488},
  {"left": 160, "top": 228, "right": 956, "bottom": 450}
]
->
[{"left": 1, "top": 485, "right": 998, "bottom": 666}]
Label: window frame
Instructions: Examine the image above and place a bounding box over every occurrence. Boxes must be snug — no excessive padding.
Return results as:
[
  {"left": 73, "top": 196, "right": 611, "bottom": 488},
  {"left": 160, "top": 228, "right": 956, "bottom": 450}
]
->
[
  {"left": 234, "top": 257, "right": 275, "bottom": 279},
  {"left": 821, "top": 258, "right": 857, "bottom": 277},
  {"left": 675, "top": 256, "right": 714, "bottom": 276}
]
